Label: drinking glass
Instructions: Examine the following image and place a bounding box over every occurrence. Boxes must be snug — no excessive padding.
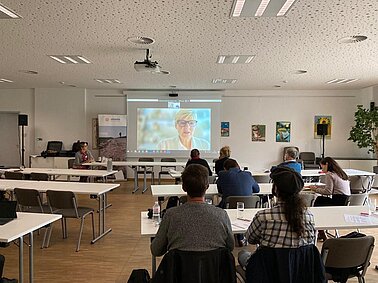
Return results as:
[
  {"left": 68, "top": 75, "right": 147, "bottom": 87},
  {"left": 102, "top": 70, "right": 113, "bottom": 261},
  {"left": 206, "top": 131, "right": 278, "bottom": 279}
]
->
[
  {"left": 368, "top": 198, "right": 376, "bottom": 215},
  {"left": 236, "top": 202, "right": 245, "bottom": 219}
]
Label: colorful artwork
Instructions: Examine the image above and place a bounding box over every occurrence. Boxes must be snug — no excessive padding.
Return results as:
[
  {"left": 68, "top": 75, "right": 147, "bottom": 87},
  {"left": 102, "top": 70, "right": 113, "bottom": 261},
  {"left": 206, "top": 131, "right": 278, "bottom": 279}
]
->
[
  {"left": 221, "top": 122, "right": 230, "bottom": 137},
  {"left": 276, "top": 121, "right": 291, "bottom": 142},
  {"left": 251, "top": 125, "right": 266, "bottom": 142},
  {"left": 92, "top": 118, "right": 98, "bottom": 149},
  {"left": 314, "top": 115, "right": 332, "bottom": 139}
]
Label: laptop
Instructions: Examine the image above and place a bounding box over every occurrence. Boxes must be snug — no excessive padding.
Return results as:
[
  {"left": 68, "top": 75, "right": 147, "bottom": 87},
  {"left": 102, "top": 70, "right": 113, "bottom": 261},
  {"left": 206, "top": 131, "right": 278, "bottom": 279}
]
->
[{"left": 0, "top": 201, "right": 17, "bottom": 225}]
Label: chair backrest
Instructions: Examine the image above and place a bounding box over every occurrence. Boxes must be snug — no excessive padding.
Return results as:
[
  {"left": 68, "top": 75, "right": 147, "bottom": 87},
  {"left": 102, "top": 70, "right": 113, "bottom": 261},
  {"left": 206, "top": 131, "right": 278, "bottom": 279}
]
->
[
  {"left": 30, "top": 172, "right": 49, "bottom": 181},
  {"left": 321, "top": 236, "right": 374, "bottom": 276},
  {"left": 14, "top": 188, "right": 44, "bottom": 212},
  {"left": 299, "top": 193, "right": 317, "bottom": 207},
  {"left": 246, "top": 245, "right": 325, "bottom": 283},
  {"left": 347, "top": 193, "right": 368, "bottom": 206},
  {"left": 4, "top": 171, "right": 23, "bottom": 180},
  {"left": 160, "top": 158, "right": 176, "bottom": 171},
  {"left": 46, "top": 190, "right": 78, "bottom": 215},
  {"left": 253, "top": 175, "right": 271, "bottom": 183},
  {"left": 68, "top": 159, "right": 75, "bottom": 169},
  {"left": 152, "top": 248, "right": 236, "bottom": 283},
  {"left": 283, "top": 146, "right": 299, "bottom": 161},
  {"left": 349, "top": 175, "right": 371, "bottom": 193},
  {"left": 138, "top": 157, "right": 154, "bottom": 171},
  {"left": 299, "top": 152, "right": 316, "bottom": 164},
  {"left": 226, "top": 195, "right": 260, "bottom": 209}
]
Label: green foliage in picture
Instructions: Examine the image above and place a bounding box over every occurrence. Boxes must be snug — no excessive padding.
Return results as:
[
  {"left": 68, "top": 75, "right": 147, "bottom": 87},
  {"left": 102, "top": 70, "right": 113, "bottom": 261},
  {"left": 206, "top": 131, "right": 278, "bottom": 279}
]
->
[{"left": 348, "top": 105, "right": 378, "bottom": 153}]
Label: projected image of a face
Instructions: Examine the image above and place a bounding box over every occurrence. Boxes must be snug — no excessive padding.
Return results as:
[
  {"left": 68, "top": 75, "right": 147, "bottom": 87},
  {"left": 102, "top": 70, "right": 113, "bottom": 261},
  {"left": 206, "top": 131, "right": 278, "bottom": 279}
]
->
[{"left": 137, "top": 108, "right": 211, "bottom": 151}]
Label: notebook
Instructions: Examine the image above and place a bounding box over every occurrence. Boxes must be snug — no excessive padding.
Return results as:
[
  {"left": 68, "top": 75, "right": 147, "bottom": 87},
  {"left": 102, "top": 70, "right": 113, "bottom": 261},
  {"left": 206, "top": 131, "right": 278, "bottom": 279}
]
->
[{"left": 0, "top": 201, "right": 17, "bottom": 225}]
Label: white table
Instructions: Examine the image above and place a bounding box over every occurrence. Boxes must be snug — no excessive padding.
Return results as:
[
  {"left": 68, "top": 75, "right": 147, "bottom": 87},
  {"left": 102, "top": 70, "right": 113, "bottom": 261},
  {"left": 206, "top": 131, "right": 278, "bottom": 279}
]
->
[
  {"left": 141, "top": 205, "right": 378, "bottom": 274},
  {"left": 252, "top": 169, "right": 375, "bottom": 177},
  {"left": 19, "top": 167, "right": 118, "bottom": 182},
  {"left": 0, "top": 212, "right": 61, "bottom": 283},
  {"left": 0, "top": 179, "right": 119, "bottom": 243}
]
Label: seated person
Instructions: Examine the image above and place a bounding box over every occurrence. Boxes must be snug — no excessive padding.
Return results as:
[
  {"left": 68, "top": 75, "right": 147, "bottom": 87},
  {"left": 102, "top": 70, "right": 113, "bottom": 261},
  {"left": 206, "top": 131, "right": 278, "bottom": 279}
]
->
[
  {"left": 271, "top": 147, "right": 302, "bottom": 174},
  {"left": 151, "top": 164, "right": 234, "bottom": 256},
  {"left": 215, "top": 145, "right": 231, "bottom": 175},
  {"left": 216, "top": 158, "right": 260, "bottom": 209},
  {"left": 73, "top": 142, "right": 94, "bottom": 182},
  {"left": 239, "top": 166, "right": 315, "bottom": 266},
  {"left": 185, "top": 149, "right": 212, "bottom": 176}
]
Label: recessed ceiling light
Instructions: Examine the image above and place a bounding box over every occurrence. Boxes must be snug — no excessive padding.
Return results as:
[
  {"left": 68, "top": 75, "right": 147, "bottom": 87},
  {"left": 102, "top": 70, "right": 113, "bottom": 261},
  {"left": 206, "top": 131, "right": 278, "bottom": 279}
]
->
[
  {"left": 212, "top": 78, "right": 237, "bottom": 84},
  {"left": 48, "top": 55, "right": 91, "bottom": 64},
  {"left": 19, "top": 70, "right": 39, "bottom": 75},
  {"left": 0, "top": 3, "right": 21, "bottom": 19},
  {"left": 127, "top": 36, "right": 155, "bottom": 45},
  {"left": 293, "top": 70, "right": 307, "bottom": 74},
  {"left": 338, "top": 35, "right": 368, "bottom": 44},
  {"left": 326, "top": 78, "right": 358, "bottom": 84},
  {"left": 231, "top": 0, "right": 297, "bottom": 17},
  {"left": 0, "top": 78, "right": 13, "bottom": 83},
  {"left": 95, "top": 79, "right": 122, "bottom": 84},
  {"left": 217, "top": 55, "right": 255, "bottom": 64}
]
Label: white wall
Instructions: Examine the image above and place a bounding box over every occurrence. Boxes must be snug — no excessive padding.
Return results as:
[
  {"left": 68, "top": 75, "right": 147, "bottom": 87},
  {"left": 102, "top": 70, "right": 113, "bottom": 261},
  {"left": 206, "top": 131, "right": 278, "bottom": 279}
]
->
[
  {"left": 0, "top": 87, "right": 374, "bottom": 170},
  {"left": 221, "top": 89, "right": 372, "bottom": 170},
  {"left": 0, "top": 89, "right": 35, "bottom": 165}
]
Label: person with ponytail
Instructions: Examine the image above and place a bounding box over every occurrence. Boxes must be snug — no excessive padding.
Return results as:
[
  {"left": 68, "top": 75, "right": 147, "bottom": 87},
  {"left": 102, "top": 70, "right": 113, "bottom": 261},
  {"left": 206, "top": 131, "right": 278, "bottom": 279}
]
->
[
  {"left": 311, "top": 157, "right": 350, "bottom": 206},
  {"left": 245, "top": 166, "right": 315, "bottom": 248}
]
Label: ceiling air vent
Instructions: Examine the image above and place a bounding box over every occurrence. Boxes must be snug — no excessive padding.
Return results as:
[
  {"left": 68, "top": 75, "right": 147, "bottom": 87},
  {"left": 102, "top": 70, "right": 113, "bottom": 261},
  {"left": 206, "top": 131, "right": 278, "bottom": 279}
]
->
[{"left": 338, "top": 35, "right": 367, "bottom": 44}]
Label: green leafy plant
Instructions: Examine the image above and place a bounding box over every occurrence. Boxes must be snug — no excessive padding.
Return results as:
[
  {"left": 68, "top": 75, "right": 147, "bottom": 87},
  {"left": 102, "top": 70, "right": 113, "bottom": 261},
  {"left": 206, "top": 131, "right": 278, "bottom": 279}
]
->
[{"left": 348, "top": 105, "right": 378, "bottom": 153}]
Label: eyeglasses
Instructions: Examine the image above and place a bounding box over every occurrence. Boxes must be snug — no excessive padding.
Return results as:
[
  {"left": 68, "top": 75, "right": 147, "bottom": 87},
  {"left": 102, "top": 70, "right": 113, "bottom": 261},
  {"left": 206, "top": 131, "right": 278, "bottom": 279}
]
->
[{"left": 177, "top": 120, "right": 197, "bottom": 127}]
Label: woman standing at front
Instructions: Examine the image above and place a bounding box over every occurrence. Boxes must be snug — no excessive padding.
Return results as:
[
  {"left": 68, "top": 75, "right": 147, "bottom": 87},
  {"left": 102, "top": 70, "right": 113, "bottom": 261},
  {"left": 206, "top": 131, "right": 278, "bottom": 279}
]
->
[{"left": 311, "top": 157, "right": 350, "bottom": 206}]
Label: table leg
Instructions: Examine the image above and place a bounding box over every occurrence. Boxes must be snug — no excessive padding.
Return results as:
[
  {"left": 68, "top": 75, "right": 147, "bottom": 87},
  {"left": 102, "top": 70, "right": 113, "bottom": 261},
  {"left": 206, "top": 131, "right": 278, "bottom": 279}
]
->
[
  {"left": 132, "top": 167, "right": 139, "bottom": 193},
  {"left": 91, "top": 193, "right": 112, "bottom": 244},
  {"left": 19, "top": 235, "right": 24, "bottom": 283},
  {"left": 142, "top": 167, "right": 147, "bottom": 193},
  {"left": 29, "top": 232, "right": 33, "bottom": 283}
]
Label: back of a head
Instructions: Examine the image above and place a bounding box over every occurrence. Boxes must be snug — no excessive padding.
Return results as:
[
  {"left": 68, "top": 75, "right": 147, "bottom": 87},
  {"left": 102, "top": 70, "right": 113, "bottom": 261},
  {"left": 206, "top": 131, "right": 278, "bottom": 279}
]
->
[
  {"left": 320, "top": 156, "right": 348, "bottom": 180},
  {"left": 223, "top": 158, "right": 239, "bottom": 170},
  {"left": 182, "top": 164, "right": 209, "bottom": 198},
  {"left": 219, "top": 146, "right": 231, "bottom": 158},
  {"left": 285, "top": 147, "right": 298, "bottom": 160},
  {"left": 190, "top": 149, "right": 200, "bottom": 159},
  {"left": 270, "top": 166, "right": 304, "bottom": 196}
]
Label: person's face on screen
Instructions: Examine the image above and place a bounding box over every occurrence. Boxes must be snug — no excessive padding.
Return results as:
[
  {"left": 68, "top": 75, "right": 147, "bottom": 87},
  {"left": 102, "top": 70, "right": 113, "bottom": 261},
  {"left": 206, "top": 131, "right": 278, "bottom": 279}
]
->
[{"left": 175, "top": 118, "right": 197, "bottom": 140}]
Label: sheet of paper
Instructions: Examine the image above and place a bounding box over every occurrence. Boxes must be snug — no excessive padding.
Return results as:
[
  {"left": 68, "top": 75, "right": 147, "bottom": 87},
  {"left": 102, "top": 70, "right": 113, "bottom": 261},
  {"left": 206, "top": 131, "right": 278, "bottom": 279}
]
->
[
  {"left": 231, "top": 219, "right": 252, "bottom": 230},
  {"left": 344, "top": 214, "right": 373, "bottom": 224}
]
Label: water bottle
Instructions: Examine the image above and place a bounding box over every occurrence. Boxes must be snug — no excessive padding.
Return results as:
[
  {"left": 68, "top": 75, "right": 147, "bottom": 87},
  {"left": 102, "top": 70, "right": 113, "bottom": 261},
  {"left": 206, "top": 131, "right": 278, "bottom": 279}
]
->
[
  {"left": 107, "top": 158, "right": 113, "bottom": 172},
  {"left": 152, "top": 201, "right": 161, "bottom": 225}
]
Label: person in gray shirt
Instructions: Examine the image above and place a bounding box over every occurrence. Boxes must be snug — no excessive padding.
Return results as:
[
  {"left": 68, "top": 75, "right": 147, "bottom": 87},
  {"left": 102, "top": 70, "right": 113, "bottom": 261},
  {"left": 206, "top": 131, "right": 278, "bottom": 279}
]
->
[{"left": 151, "top": 164, "right": 234, "bottom": 257}]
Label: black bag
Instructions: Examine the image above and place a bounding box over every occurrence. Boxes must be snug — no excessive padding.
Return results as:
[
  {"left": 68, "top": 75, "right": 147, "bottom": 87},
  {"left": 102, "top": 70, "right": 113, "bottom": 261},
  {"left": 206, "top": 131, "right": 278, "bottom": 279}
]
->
[{"left": 127, "top": 269, "right": 150, "bottom": 283}]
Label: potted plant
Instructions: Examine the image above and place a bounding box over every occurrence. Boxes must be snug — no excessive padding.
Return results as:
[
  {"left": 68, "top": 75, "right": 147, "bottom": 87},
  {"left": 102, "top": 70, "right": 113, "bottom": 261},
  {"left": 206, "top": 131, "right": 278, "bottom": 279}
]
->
[{"left": 348, "top": 105, "right": 378, "bottom": 154}]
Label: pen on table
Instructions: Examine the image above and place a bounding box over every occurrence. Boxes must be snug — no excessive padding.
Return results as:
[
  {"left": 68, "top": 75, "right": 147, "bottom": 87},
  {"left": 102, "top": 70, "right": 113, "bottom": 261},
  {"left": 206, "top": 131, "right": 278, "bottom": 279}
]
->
[
  {"left": 236, "top": 218, "right": 252, "bottom": 222},
  {"left": 360, "top": 212, "right": 370, "bottom": 216}
]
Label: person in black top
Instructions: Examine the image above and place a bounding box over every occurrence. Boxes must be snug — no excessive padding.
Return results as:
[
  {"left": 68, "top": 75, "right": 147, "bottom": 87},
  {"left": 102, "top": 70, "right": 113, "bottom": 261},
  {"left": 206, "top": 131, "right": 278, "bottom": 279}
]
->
[
  {"left": 185, "top": 149, "right": 212, "bottom": 176},
  {"left": 215, "top": 146, "right": 231, "bottom": 174}
]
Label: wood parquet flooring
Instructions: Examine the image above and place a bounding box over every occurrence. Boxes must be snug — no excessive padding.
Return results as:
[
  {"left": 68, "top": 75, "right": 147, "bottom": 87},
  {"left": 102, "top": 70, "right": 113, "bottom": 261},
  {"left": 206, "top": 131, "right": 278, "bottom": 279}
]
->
[{"left": 1, "top": 179, "right": 378, "bottom": 282}]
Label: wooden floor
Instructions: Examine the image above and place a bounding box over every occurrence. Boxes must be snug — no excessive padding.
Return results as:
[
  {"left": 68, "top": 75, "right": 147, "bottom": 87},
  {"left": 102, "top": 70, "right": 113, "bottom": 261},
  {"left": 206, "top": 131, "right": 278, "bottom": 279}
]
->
[{"left": 1, "top": 179, "right": 378, "bottom": 282}]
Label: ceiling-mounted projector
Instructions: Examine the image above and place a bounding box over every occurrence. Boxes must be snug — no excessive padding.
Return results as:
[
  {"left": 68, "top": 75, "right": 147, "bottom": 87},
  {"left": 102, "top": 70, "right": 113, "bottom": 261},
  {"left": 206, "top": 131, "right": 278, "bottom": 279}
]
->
[{"left": 134, "top": 49, "right": 170, "bottom": 75}]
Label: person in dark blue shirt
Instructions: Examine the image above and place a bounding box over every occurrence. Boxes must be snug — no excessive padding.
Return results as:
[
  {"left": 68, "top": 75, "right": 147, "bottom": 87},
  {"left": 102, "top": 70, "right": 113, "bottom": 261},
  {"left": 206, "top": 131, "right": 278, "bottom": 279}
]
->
[
  {"left": 272, "top": 147, "right": 302, "bottom": 174},
  {"left": 217, "top": 158, "right": 260, "bottom": 209}
]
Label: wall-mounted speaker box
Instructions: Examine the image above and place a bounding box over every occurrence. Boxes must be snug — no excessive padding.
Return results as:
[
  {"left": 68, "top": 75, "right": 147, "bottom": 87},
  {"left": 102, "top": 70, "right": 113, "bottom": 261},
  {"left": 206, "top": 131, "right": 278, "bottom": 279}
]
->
[
  {"left": 316, "top": 124, "right": 328, "bottom": 135},
  {"left": 18, "top": 114, "right": 28, "bottom": 126},
  {"left": 169, "top": 93, "right": 178, "bottom": 97},
  {"left": 370, "top": 102, "right": 375, "bottom": 111}
]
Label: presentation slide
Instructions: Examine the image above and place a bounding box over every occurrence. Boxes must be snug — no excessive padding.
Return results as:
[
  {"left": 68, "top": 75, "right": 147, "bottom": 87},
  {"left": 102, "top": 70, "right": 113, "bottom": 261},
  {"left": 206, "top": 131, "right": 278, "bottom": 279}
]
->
[
  {"left": 126, "top": 92, "right": 221, "bottom": 158},
  {"left": 137, "top": 108, "right": 211, "bottom": 151}
]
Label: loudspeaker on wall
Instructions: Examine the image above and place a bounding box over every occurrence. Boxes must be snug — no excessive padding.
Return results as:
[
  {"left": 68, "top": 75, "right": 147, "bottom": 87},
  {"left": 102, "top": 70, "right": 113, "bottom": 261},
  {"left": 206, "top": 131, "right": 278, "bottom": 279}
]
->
[
  {"left": 316, "top": 124, "right": 328, "bottom": 136},
  {"left": 18, "top": 114, "right": 28, "bottom": 126}
]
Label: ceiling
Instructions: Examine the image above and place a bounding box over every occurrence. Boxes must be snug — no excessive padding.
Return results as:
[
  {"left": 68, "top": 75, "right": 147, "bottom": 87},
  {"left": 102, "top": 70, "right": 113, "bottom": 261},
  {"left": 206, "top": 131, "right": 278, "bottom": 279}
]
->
[{"left": 0, "top": 0, "right": 377, "bottom": 91}]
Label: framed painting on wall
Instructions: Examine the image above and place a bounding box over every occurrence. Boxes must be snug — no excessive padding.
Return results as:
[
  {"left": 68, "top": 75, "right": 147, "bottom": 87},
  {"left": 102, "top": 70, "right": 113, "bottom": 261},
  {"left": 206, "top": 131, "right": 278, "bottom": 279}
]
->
[
  {"left": 221, "top": 122, "right": 230, "bottom": 137},
  {"left": 251, "top": 125, "right": 266, "bottom": 142},
  {"left": 92, "top": 118, "right": 98, "bottom": 149},
  {"left": 276, "top": 121, "right": 291, "bottom": 142}
]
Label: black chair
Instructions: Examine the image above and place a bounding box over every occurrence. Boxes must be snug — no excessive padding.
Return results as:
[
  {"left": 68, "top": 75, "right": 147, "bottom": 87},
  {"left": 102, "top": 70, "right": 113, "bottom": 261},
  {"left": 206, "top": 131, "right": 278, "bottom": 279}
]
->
[
  {"left": 137, "top": 157, "right": 155, "bottom": 185},
  {"left": 152, "top": 248, "right": 236, "bottom": 283},
  {"left": 239, "top": 245, "right": 326, "bottom": 283},
  {"left": 321, "top": 236, "right": 374, "bottom": 283},
  {"left": 299, "top": 152, "right": 319, "bottom": 169},
  {"left": 46, "top": 190, "right": 95, "bottom": 252},
  {"left": 225, "top": 195, "right": 260, "bottom": 209},
  {"left": 30, "top": 172, "right": 49, "bottom": 181},
  {"left": 4, "top": 171, "right": 23, "bottom": 180},
  {"left": 158, "top": 158, "right": 176, "bottom": 184}
]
